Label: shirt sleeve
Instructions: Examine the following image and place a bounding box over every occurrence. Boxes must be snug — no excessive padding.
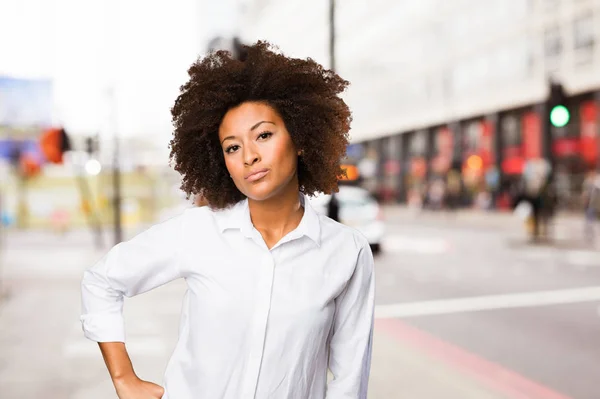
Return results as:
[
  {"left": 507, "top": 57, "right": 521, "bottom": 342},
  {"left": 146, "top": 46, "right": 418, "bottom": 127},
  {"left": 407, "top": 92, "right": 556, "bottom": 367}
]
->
[
  {"left": 80, "top": 212, "right": 185, "bottom": 343},
  {"left": 326, "top": 238, "right": 375, "bottom": 398}
]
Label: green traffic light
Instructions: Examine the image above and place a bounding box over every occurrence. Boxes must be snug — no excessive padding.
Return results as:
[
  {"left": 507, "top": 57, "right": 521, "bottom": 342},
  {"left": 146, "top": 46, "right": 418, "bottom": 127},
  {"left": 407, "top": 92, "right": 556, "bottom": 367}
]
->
[{"left": 550, "top": 105, "right": 570, "bottom": 127}]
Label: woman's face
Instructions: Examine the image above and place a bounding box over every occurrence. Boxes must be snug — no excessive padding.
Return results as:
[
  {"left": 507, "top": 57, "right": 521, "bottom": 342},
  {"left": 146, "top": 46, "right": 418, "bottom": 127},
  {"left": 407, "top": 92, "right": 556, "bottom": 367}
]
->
[{"left": 218, "top": 102, "right": 300, "bottom": 201}]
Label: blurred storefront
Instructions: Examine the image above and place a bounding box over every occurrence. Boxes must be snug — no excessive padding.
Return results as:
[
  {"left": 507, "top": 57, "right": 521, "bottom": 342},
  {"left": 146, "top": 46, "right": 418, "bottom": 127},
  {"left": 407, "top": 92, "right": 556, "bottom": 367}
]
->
[{"left": 350, "top": 90, "right": 600, "bottom": 210}]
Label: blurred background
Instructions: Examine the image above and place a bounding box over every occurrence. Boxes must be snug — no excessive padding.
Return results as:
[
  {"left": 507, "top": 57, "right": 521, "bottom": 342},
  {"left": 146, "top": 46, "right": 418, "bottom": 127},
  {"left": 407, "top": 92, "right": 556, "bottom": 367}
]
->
[{"left": 1, "top": 0, "right": 600, "bottom": 398}]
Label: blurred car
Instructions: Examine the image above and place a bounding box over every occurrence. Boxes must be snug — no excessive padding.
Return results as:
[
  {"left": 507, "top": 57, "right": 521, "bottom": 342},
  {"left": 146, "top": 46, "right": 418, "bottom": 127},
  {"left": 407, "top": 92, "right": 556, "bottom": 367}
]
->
[{"left": 308, "top": 186, "right": 384, "bottom": 253}]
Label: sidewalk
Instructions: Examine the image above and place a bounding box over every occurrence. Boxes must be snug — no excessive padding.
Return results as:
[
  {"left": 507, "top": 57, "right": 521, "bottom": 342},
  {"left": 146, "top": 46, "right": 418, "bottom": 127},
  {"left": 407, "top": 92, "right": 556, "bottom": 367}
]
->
[
  {"left": 0, "top": 230, "right": 513, "bottom": 399},
  {"left": 382, "top": 204, "right": 598, "bottom": 251}
]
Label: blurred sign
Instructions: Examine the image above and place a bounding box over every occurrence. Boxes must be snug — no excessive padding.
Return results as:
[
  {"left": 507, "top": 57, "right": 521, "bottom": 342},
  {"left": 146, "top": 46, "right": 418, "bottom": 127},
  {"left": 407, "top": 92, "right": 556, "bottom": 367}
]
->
[
  {"left": 580, "top": 101, "right": 598, "bottom": 165},
  {"left": 410, "top": 157, "right": 427, "bottom": 178},
  {"left": 522, "top": 111, "right": 542, "bottom": 160},
  {"left": 0, "top": 139, "right": 45, "bottom": 164},
  {"left": 340, "top": 164, "right": 359, "bottom": 180},
  {"left": 0, "top": 77, "right": 53, "bottom": 127},
  {"left": 552, "top": 138, "right": 580, "bottom": 156},
  {"left": 480, "top": 120, "right": 495, "bottom": 167},
  {"left": 432, "top": 127, "right": 452, "bottom": 173},
  {"left": 346, "top": 143, "right": 365, "bottom": 159}
]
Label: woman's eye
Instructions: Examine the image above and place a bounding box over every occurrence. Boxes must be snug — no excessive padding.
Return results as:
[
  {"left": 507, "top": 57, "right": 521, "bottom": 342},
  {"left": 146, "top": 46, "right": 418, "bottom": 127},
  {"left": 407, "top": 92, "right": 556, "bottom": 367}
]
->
[
  {"left": 258, "top": 132, "right": 273, "bottom": 140},
  {"left": 225, "top": 145, "right": 240, "bottom": 153}
]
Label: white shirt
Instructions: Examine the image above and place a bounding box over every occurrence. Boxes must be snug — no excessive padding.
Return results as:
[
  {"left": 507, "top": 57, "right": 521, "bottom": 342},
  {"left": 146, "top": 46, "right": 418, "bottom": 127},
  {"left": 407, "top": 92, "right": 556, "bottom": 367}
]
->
[{"left": 80, "top": 194, "right": 375, "bottom": 399}]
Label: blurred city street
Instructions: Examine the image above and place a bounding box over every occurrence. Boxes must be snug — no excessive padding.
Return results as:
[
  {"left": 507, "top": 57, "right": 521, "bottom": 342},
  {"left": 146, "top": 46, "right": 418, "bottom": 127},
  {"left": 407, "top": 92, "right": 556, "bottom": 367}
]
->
[
  {"left": 2, "top": 0, "right": 600, "bottom": 398},
  {"left": 1, "top": 207, "right": 598, "bottom": 399}
]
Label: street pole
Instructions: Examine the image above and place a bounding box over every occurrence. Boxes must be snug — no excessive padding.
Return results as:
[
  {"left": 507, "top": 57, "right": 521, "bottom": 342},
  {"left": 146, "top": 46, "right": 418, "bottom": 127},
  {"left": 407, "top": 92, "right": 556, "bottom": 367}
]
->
[
  {"left": 596, "top": 90, "right": 600, "bottom": 172},
  {"left": 104, "top": 0, "right": 122, "bottom": 246},
  {"left": 329, "top": 0, "right": 335, "bottom": 72},
  {"left": 111, "top": 94, "right": 123, "bottom": 246}
]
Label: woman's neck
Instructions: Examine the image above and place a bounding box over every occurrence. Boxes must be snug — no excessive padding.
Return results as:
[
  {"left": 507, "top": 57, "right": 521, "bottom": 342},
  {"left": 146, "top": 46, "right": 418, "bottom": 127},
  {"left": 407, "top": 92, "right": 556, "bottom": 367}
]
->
[{"left": 248, "top": 184, "right": 304, "bottom": 248}]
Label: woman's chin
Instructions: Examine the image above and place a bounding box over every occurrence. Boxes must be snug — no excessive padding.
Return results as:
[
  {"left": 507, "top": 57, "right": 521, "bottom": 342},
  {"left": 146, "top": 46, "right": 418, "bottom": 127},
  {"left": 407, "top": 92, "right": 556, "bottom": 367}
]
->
[
  {"left": 241, "top": 184, "right": 276, "bottom": 202},
  {"left": 243, "top": 183, "right": 291, "bottom": 202}
]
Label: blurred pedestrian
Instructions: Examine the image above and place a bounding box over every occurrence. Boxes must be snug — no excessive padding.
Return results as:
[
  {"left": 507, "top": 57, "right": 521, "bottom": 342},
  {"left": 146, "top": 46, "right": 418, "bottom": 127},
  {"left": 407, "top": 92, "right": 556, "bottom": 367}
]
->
[
  {"left": 428, "top": 178, "right": 445, "bottom": 211},
  {"left": 80, "top": 41, "right": 374, "bottom": 399},
  {"left": 583, "top": 170, "right": 600, "bottom": 244},
  {"left": 446, "top": 169, "right": 461, "bottom": 210},
  {"left": 327, "top": 191, "right": 340, "bottom": 222},
  {"left": 512, "top": 178, "right": 542, "bottom": 241},
  {"left": 539, "top": 178, "right": 558, "bottom": 240}
]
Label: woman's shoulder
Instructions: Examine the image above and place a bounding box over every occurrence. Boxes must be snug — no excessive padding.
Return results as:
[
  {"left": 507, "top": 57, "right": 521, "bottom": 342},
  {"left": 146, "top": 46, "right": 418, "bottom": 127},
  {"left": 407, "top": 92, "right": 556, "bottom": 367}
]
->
[
  {"left": 317, "top": 213, "right": 370, "bottom": 252},
  {"left": 175, "top": 204, "right": 235, "bottom": 233}
]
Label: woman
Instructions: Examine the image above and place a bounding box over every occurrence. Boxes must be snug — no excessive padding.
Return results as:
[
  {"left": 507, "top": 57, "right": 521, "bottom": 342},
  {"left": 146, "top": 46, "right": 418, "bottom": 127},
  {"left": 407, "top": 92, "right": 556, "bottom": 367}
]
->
[{"left": 80, "top": 41, "right": 375, "bottom": 399}]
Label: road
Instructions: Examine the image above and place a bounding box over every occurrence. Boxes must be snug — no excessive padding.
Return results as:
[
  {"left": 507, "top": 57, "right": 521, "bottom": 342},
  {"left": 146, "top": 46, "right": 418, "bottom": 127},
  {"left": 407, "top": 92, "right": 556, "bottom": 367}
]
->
[
  {"left": 0, "top": 208, "right": 599, "bottom": 398},
  {"left": 376, "top": 210, "right": 600, "bottom": 399}
]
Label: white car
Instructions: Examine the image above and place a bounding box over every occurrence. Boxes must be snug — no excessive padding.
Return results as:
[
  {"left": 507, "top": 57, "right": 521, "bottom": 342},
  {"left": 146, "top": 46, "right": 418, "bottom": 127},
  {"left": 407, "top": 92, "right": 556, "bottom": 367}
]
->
[{"left": 308, "top": 186, "right": 385, "bottom": 253}]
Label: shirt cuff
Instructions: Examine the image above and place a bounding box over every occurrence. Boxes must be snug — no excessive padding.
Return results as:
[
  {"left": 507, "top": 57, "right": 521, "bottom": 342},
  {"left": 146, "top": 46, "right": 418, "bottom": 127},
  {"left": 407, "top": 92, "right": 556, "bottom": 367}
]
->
[{"left": 80, "top": 313, "right": 126, "bottom": 343}]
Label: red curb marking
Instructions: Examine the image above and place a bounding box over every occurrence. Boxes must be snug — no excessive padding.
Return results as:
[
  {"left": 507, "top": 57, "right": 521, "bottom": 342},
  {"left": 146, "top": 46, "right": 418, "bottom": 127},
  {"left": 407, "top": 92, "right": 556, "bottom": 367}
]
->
[{"left": 375, "top": 318, "right": 573, "bottom": 399}]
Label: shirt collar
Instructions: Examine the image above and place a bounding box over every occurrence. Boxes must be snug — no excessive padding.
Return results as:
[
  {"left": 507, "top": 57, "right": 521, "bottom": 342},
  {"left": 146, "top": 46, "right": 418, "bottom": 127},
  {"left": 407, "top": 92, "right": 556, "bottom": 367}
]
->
[{"left": 215, "top": 193, "right": 321, "bottom": 247}]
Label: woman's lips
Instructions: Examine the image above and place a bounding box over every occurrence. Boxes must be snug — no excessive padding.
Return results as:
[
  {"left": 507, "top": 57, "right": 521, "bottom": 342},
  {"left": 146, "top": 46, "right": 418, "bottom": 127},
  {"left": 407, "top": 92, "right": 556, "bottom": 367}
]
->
[{"left": 245, "top": 169, "right": 269, "bottom": 182}]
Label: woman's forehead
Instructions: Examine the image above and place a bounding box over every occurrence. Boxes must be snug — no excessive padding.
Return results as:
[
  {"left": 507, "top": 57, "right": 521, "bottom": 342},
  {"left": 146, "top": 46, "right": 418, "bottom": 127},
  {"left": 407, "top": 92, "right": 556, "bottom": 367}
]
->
[{"left": 219, "top": 102, "right": 282, "bottom": 133}]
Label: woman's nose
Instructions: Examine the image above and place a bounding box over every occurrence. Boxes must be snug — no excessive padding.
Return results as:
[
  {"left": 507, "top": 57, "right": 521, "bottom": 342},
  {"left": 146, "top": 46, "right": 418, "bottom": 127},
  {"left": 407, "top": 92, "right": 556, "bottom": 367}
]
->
[{"left": 244, "top": 147, "right": 260, "bottom": 166}]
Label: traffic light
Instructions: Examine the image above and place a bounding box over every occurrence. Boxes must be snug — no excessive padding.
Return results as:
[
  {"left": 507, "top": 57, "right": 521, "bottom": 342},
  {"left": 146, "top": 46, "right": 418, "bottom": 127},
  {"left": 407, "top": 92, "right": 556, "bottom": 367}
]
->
[
  {"left": 85, "top": 135, "right": 99, "bottom": 155},
  {"left": 548, "top": 82, "right": 570, "bottom": 128},
  {"left": 39, "top": 127, "right": 71, "bottom": 164}
]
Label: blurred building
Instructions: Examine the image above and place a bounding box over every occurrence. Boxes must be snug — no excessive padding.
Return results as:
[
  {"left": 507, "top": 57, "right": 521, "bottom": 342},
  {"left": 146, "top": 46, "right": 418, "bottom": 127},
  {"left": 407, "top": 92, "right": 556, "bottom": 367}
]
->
[{"left": 241, "top": 0, "right": 600, "bottom": 208}]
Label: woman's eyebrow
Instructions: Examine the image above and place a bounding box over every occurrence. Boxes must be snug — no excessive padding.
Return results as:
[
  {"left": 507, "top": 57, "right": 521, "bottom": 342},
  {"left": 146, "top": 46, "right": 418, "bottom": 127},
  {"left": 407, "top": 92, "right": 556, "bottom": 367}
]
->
[
  {"left": 250, "top": 120, "right": 275, "bottom": 131},
  {"left": 221, "top": 135, "right": 237, "bottom": 145},
  {"left": 221, "top": 121, "right": 276, "bottom": 144}
]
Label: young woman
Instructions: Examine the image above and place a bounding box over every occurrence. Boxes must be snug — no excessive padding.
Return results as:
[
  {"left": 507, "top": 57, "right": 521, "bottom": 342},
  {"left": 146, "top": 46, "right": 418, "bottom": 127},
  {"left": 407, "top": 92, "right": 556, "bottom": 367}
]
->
[{"left": 81, "top": 41, "right": 375, "bottom": 399}]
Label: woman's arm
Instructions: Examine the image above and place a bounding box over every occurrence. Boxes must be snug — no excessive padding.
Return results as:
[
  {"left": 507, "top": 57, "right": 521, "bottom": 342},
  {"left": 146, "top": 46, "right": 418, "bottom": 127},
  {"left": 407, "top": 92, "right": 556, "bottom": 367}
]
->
[
  {"left": 80, "top": 212, "right": 186, "bottom": 395},
  {"left": 99, "top": 342, "right": 164, "bottom": 398},
  {"left": 99, "top": 342, "right": 134, "bottom": 381},
  {"left": 80, "top": 213, "right": 185, "bottom": 342},
  {"left": 326, "top": 237, "right": 375, "bottom": 399}
]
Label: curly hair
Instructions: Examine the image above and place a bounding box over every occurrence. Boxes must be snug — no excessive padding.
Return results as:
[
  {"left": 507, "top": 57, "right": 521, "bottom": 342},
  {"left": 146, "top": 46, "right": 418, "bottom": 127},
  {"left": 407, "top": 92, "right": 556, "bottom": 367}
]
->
[{"left": 169, "top": 40, "right": 352, "bottom": 209}]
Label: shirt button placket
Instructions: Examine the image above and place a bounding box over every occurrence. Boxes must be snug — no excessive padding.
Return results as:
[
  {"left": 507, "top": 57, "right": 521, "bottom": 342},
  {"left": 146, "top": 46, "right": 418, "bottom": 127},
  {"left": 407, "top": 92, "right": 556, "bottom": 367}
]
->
[{"left": 241, "top": 252, "right": 275, "bottom": 398}]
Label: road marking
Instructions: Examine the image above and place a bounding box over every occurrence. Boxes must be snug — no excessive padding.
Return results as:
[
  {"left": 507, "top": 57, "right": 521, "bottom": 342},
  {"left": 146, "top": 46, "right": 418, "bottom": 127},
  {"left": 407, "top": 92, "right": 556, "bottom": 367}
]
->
[
  {"left": 376, "top": 318, "right": 574, "bottom": 399},
  {"left": 382, "top": 234, "right": 449, "bottom": 254},
  {"left": 375, "top": 286, "right": 600, "bottom": 318},
  {"left": 566, "top": 250, "right": 600, "bottom": 267}
]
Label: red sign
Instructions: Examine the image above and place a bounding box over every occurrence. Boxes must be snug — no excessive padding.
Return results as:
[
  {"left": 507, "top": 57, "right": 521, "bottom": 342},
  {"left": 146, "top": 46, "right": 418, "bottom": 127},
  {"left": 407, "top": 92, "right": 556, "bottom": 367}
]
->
[
  {"left": 480, "top": 120, "right": 495, "bottom": 167},
  {"left": 504, "top": 146, "right": 522, "bottom": 159},
  {"left": 502, "top": 157, "right": 525, "bottom": 175},
  {"left": 553, "top": 138, "right": 580, "bottom": 156},
  {"left": 432, "top": 127, "right": 453, "bottom": 173},
  {"left": 411, "top": 157, "right": 427, "bottom": 178},
  {"left": 522, "top": 112, "right": 541, "bottom": 160},
  {"left": 580, "top": 101, "right": 598, "bottom": 165}
]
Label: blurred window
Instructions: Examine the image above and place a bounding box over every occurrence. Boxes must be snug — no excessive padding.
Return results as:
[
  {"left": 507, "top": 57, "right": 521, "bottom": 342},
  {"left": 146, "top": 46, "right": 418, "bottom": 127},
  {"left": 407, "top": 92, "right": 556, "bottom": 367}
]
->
[
  {"left": 573, "top": 12, "right": 595, "bottom": 66},
  {"left": 410, "top": 130, "right": 427, "bottom": 156},
  {"left": 544, "top": 25, "right": 563, "bottom": 59},
  {"left": 501, "top": 115, "right": 522, "bottom": 147},
  {"left": 464, "top": 121, "right": 482, "bottom": 153},
  {"left": 543, "top": 0, "right": 560, "bottom": 11},
  {"left": 573, "top": 13, "right": 595, "bottom": 50}
]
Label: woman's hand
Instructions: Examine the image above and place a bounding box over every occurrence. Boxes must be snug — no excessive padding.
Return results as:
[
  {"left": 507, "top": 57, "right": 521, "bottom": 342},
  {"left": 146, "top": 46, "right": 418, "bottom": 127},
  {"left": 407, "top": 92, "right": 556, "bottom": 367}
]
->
[{"left": 113, "top": 374, "right": 165, "bottom": 399}]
